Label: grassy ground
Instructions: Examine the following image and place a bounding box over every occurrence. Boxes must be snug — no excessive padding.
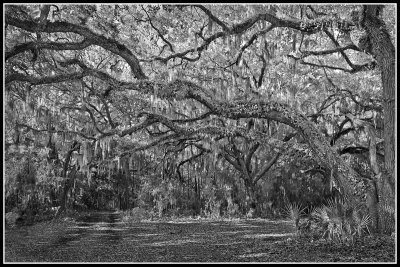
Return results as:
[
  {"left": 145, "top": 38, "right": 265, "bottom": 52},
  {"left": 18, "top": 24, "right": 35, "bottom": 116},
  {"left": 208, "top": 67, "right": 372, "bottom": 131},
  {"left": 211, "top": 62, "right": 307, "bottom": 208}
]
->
[{"left": 4, "top": 211, "right": 396, "bottom": 263}]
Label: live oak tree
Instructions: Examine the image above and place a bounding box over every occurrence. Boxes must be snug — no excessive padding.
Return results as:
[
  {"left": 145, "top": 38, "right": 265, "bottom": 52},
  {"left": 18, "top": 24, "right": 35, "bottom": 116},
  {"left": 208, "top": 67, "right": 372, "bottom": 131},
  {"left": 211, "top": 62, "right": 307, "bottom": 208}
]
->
[{"left": 5, "top": 4, "right": 395, "bottom": 227}]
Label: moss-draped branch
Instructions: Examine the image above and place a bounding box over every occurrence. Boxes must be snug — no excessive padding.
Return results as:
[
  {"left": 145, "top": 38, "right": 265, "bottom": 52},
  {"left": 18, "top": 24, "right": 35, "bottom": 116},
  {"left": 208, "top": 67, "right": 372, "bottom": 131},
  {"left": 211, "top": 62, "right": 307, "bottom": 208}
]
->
[{"left": 5, "top": 12, "right": 146, "bottom": 79}]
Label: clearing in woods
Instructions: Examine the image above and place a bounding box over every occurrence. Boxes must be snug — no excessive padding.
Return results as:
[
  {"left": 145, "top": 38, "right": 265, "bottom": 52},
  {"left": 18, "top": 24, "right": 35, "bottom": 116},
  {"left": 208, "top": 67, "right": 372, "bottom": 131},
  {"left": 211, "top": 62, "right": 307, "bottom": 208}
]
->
[{"left": 4, "top": 211, "right": 395, "bottom": 262}]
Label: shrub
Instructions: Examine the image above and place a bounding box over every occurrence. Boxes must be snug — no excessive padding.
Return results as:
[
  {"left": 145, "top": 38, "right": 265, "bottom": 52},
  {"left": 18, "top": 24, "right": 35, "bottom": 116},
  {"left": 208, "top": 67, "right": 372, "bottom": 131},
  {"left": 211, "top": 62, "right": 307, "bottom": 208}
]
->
[
  {"left": 122, "top": 207, "right": 149, "bottom": 224},
  {"left": 282, "top": 201, "right": 306, "bottom": 232},
  {"left": 227, "top": 200, "right": 239, "bottom": 218},
  {"left": 203, "top": 200, "right": 222, "bottom": 220},
  {"left": 80, "top": 191, "right": 96, "bottom": 209},
  {"left": 378, "top": 199, "right": 395, "bottom": 234},
  {"left": 5, "top": 191, "right": 19, "bottom": 213},
  {"left": 308, "top": 198, "right": 371, "bottom": 244},
  {"left": 5, "top": 211, "right": 21, "bottom": 228},
  {"left": 131, "top": 207, "right": 148, "bottom": 221}
]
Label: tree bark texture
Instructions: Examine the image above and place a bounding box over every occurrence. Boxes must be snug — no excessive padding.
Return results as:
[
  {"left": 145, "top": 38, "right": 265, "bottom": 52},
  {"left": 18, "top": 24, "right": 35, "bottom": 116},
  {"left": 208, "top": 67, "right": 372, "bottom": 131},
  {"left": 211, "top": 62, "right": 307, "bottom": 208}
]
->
[
  {"left": 58, "top": 142, "right": 80, "bottom": 213},
  {"left": 362, "top": 5, "right": 395, "bottom": 195},
  {"left": 360, "top": 5, "right": 395, "bottom": 232},
  {"left": 367, "top": 125, "right": 380, "bottom": 231}
]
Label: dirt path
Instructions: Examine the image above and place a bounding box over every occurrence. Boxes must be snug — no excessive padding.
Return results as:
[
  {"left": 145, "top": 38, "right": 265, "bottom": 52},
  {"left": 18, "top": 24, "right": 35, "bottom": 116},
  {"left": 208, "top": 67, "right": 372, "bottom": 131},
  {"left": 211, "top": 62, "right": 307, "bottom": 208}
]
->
[{"left": 4, "top": 211, "right": 395, "bottom": 262}]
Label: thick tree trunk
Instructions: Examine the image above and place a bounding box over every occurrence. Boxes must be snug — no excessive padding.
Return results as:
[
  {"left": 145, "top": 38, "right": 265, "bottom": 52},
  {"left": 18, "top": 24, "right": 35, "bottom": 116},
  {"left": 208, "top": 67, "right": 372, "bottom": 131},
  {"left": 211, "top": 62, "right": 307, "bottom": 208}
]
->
[
  {"left": 361, "top": 5, "right": 396, "bottom": 232},
  {"left": 362, "top": 5, "right": 396, "bottom": 194},
  {"left": 244, "top": 179, "right": 258, "bottom": 218}
]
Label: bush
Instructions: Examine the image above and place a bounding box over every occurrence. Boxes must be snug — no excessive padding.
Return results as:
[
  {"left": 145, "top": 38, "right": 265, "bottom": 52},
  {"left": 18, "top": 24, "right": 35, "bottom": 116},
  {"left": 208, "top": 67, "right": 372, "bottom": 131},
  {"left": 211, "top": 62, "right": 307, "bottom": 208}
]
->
[
  {"left": 131, "top": 207, "right": 148, "bottom": 221},
  {"left": 203, "top": 200, "right": 222, "bottom": 220},
  {"left": 5, "top": 211, "right": 21, "bottom": 228},
  {"left": 122, "top": 207, "right": 150, "bottom": 224},
  {"left": 282, "top": 201, "right": 306, "bottom": 231},
  {"left": 5, "top": 191, "right": 19, "bottom": 213},
  {"left": 303, "top": 198, "right": 371, "bottom": 244},
  {"left": 80, "top": 190, "right": 97, "bottom": 209},
  {"left": 227, "top": 199, "right": 239, "bottom": 218},
  {"left": 378, "top": 199, "right": 395, "bottom": 234}
]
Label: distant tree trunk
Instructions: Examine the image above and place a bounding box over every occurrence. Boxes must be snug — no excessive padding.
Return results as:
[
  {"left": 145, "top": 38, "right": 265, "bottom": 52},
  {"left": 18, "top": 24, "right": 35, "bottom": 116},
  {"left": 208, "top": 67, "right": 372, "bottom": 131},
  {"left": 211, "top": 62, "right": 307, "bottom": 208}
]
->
[
  {"left": 366, "top": 125, "right": 380, "bottom": 231},
  {"left": 57, "top": 141, "right": 79, "bottom": 215},
  {"left": 244, "top": 180, "right": 258, "bottom": 218},
  {"left": 119, "top": 193, "right": 122, "bottom": 210},
  {"left": 124, "top": 171, "right": 130, "bottom": 210},
  {"left": 366, "top": 180, "right": 379, "bottom": 230},
  {"left": 194, "top": 176, "right": 201, "bottom": 215},
  {"left": 58, "top": 166, "right": 77, "bottom": 214},
  {"left": 131, "top": 167, "right": 135, "bottom": 209}
]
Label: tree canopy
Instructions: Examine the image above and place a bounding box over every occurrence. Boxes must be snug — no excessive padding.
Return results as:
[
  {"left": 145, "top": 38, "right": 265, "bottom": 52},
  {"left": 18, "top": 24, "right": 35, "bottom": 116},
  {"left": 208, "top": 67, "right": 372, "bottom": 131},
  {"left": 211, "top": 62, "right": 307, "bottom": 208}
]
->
[{"left": 4, "top": 4, "right": 395, "bottom": 225}]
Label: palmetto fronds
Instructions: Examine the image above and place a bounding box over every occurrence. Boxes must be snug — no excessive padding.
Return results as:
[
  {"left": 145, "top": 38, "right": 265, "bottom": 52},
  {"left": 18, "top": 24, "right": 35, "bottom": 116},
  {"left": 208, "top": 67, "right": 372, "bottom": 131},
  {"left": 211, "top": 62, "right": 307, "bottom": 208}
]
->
[
  {"left": 309, "top": 198, "right": 372, "bottom": 244},
  {"left": 378, "top": 200, "right": 395, "bottom": 234},
  {"left": 283, "top": 202, "right": 306, "bottom": 229}
]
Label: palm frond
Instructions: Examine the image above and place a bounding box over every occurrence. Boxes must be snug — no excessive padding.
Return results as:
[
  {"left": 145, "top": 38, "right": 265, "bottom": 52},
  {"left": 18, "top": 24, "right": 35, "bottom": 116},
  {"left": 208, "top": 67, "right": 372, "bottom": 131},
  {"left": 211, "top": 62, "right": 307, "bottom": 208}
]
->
[
  {"left": 282, "top": 202, "right": 306, "bottom": 227},
  {"left": 311, "top": 206, "right": 329, "bottom": 222}
]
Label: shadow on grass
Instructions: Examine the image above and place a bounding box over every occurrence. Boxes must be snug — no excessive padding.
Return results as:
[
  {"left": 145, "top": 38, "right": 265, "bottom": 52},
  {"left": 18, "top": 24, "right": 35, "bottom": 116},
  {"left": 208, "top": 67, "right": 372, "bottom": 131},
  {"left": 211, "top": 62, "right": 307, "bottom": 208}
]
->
[{"left": 8, "top": 214, "right": 393, "bottom": 262}]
